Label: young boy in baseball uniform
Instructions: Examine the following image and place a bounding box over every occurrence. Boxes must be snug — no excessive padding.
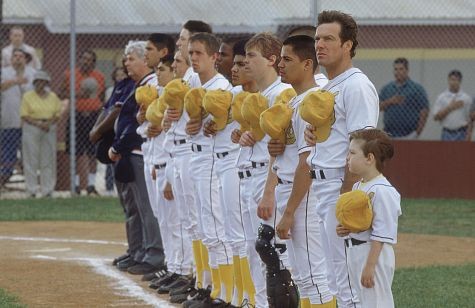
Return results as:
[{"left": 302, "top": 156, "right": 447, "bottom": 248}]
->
[
  {"left": 265, "top": 35, "right": 334, "bottom": 308},
  {"left": 336, "top": 128, "right": 401, "bottom": 308},
  {"left": 303, "top": 11, "right": 380, "bottom": 308}
]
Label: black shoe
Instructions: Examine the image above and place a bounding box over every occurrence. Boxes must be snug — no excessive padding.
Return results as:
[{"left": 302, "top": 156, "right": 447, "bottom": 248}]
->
[
  {"left": 157, "top": 275, "right": 191, "bottom": 294},
  {"left": 116, "top": 258, "right": 138, "bottom": 271},
  {"left": 149, "top": 272, "right": 177, "bottom": 289},
  {"left": 112, "top": 254, "right": 130, "bottom": 266},
  {"left": 182, "top": 287, "right": 211, "bottom": 308},
  {"left": 127, "top": 262, "right": 159, "bottom": 275},
  {"left": 171, "top": 290, "right": 195, "bottom": 304},
  {"left": 87, "top": 185, "right": 100, "bottom": 196},
  {"left": 142, "top": 268, "right": 168, "bottom": 281},
  {"left": 169, "top": 278, "right": 196, "bottom": 296}
]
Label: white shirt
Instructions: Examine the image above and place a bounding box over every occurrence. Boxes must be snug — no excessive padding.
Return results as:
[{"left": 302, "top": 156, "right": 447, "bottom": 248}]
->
[
  {"left": 1, "top": 65, "right": 36, "bottom": 128},
  {"left": 307, "top": 68, "right": 379, "bottom": 169},
  {"left": 433, "top": 89, "right": 472, "bottom": 130},
  {"left": 2, "top": 43, "right": 41, "bottom": 69},
  {"left": 273, "top": 87, "right": 317, "bottom": 182},
  {"left": 350, "top": 175, "right": 401, "bottom": 245},
  {"left": 247, "top": 78, "right": 292, "bottom": 164},
  {"left": 164, "top": 68, "right": 201, "bottom": 156},
  {"left": 231, "top": 86, "right": 253, "bottom": 169},
  {"left": 212, "top": 85, "right": 240, "bottom": 154},
  {"left": 184, "top": 73, "right": 232, "bottom": 147},
  {"left": 314, "top": 73, "right": 328, "bottom": 88}
]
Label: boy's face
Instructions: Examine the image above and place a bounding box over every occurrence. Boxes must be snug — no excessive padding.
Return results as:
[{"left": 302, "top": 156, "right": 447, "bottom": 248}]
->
[
  {"left": 278, "top": 44, "right": 306, "bottom": 85},
  {"left": 156, "top": 62, "right": 174, "bottom": 87},
  {"left": 188, "top": 40, "right": 216, "bottom": 74},
  {"left": 145, "top": 41, "right": 164, "bottom": 69},
  {"left": 347, "top": 139, "right": 368, "bottom": 176},
  {"left": 244, "top": 47, "right": 271, "bottom": 81},
  {"left": 217, "top": 43, "right": 234, "bottom": 78},
  {"left": 231, "top": 54, "right": 253, "bottom": 86},
  {"left": 171, "top": 51, "right": 189, "bottom": 78},
  {"left": 177, "top": 28, "right": 191, "bottom": 56}
]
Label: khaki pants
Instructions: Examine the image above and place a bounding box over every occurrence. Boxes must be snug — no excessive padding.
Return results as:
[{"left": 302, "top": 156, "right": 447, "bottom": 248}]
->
[{"left": 22, "top": 122, "right": 57, "bottom": 196}]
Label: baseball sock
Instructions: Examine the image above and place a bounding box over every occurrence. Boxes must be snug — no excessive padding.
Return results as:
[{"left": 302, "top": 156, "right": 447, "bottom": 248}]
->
[
  {"left": 210, "top": 267, "right": 221, "bottom": 299},
  {"left": 301, "top": 298, "right": 311, "bottom": 308},
  {"left": 311, "top": 297, "right": 336, "bottom": 308},
  {"left": 240, "top": 256, "right": 255, "bottom": 306},
  {"left": 218, "top": 264, "right": 234, "bottom": 302},
  {"left": 192, "top": 240, "right": 204, "bottom": 288},
  {"left": 200, "top": 241, "right": 211, "bottom": 288},
  {"left": 232, "top": 256, "right": 243, "bottom": 305}
]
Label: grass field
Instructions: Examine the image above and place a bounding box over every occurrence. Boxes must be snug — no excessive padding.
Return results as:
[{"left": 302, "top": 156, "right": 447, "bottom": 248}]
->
[{"left": 0, "top": 197, "right": 474, "bottom": 307}]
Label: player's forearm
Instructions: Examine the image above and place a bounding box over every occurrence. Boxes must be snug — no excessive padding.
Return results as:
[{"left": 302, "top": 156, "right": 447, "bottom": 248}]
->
[
  {"left": 284, "top": 154, "right": 312, "bottom": 216},
  {"left": 365, "top": 241, "right": 384, "bottom": 267},
  {"left": 262, "top": 156, "right": 278, "bottom": 200},
  {"left": 340, "top": 164, "right": 359, "bottom": 194},
  {"left": 416, "top": 108, "right": 429, "bottom": 135}
]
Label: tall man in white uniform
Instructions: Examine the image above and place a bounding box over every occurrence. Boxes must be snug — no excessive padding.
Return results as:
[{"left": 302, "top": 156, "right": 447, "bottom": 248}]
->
[{"left": 304, "top": 11, "right": 379, "bottom": 308}]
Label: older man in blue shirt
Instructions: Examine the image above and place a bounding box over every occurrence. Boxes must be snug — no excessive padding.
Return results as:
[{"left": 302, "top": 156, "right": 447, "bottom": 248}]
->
[{"left": 380, "top": 57, "right": 429, "bottom": 139}]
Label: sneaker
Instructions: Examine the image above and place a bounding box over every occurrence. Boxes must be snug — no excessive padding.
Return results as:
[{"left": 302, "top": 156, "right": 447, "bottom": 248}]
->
[
  {"left": 169, "top": 278, "right": 196, "bottom": 296},
  {"left": 157, "top": 275, "right": 191, "bottom": 294},
  {"left": 182, "top": 287, "right": 211, "bottom": 308},
  {"left": 170, "top": 291, "right": 195, "bottom": 304},
  {"left": 127, "top": 262, "right": 160, "bottom": 275},
  {"left": 149, "top": 272, "right": 178, "bottom": 289},
  {"left": 86, "top": 185, "right": 100, "bottom": 196},
  {"left": 142, "top": 268, "right": 168, "bottom": 281},
  {"left": 112, "top": 253, "right": 130, "bottom": 266}
]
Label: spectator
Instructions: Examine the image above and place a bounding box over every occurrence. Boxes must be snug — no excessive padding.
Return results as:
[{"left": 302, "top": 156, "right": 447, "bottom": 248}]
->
[
  {"left": 380, "top": 57, "right": 429, "bottom": 139},
  {"left": 433, "top": 70, "right": 472, "bottom": 141},
  {"left": 2, "top": 26, "right": 42, "bottom": 69},
  {"left": 0, "top": 48, "right": 36, "bottom": 187},
  {"left": 61, "top": 50, "right": 105, "bottom": 195},
  {"left": 20, "top": 71, "right": 62, "bottom": 198}
]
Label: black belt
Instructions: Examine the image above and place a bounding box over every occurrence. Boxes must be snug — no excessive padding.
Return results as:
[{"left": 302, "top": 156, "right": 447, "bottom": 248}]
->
[
  {"left": 154, "top": 163, "right": 167, "bottom": 170},
  {"left": 216, "top": 152, "right": 229, "bottom": 159},
  {"left": 344, "top": 238, "right": 367, "bottom": 247},
  {"left": 309, "top": 170, "right": 326, "bottom": 179},
  {"left": 442, "top": 126, "right": 468, "bottom": 133},
  {"left": 191, "top": 144, "right": 202, "bottom": 152},
  {"left": 238, "top": 170, "right": 252, "bottom": 179},
  {"left": 251, "top": 161, "right": 267, "bottom": 168},
  {"left": 277, "top": 177, "right": 292, "bottom": 185},
  {"left": 174, "top": 139, "right": 186, "bottom": 145}
]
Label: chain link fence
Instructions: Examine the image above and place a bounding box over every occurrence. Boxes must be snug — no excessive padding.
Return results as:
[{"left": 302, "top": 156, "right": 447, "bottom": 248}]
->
[{"left": 1, "top": 0, "right": 474, "bottom": 198}]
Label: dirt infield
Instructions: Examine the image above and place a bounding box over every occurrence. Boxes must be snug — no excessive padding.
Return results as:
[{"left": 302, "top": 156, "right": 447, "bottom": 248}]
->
[{"left": 0, "top": 221, "right": 474, "bottom": 307}]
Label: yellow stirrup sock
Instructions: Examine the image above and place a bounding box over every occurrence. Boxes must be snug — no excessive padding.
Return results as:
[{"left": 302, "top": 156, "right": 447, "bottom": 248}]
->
[
  {"left": 218, "top": 264, "right": 234, "bottom": 303},
  {"left": 201, "top": 241, "right": 211, "bottom": 272},
  {"left": 310, "top": 297, "right": 337, "bottom": 308},
  {"left": 210, "top": 267, "right": 222, "bottom": 299},
  {"left": 192, "top": 240, "right": 204, "bottom": 288},
  {"left": 232, "top": 256, "right": 244, "bottom": 304},
  {"left": 300, "top": 298, "right": 311, "bottom": 308},
  {"left": 240, "top": 257, "right": 256, "bottom": 306}
]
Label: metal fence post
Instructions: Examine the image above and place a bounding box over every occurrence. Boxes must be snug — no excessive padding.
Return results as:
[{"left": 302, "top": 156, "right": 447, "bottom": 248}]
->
[{"left": 69, "top": 0, "right": 77, "bottom": 195}]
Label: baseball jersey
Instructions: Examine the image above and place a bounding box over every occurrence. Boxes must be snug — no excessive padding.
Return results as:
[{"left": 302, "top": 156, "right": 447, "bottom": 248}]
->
[
  {"left": 350, "top": 175, "right": 401, "bottom": 245},
  {"left": 164, "top": 67, "right": 201, "bottom": 156},
  {"left": 314, "top": 73, "right": 328, "bottom": 88},
  {"left": 212, "top": 86, "right": 241, "bottom": 154},
  {"left": 307, "top": 68, "right": 379, "bottom": 169},
  {"left": 247, "top": 78, "right": 292, "bottom": 164},
  {"left": 273, "top": 87, "right": 317, "bottom": 182},
  {"left": 149, "top": 86, "right": 171, "bottom": 165},
  {"left": 432, "top": 89, "right": 472, "bottom": 130},
  {"left": 232, "top": 86, "right": 253, "bottom": 169},
  {"left": 184, "top": 73, "right": 232, "bottom": 147}
]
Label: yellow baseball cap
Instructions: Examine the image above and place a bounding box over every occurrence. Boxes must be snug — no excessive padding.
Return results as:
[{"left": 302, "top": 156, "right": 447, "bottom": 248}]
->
[
  {"left": 184, "top": 87, "right": 207, "bottom": 119},
  {"left": 336, "top": 190, "right": 373, "bottom": 233},
  {"left": 135, "top": 84, "right": 158, "bottom": 108},
  {"left": 260, "top": 103, "right": 293, "bottom": 143},
  {"left": 299, "top": 90, "right": 335, "bottom": 143},
  {"left": 145, "top": 98, "right": 164, "bottom": 127},
  {"left": 203, "top": 90, "right": 233, "bottom": 131},
  {"left": 274, "top": 88, "right": 297, "bottom": 105},
  {"left": 241, "top": 93, "right": 268, "bottom": 141},
  {"left": 160, "top": 78, "right": 190, "bottom": 113},
  {"left": 231, "top": 91, "right": 251, "bottom": 132}
]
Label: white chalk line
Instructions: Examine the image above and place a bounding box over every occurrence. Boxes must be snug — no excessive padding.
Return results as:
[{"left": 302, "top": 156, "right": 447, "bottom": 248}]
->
[
  {"left": 26, "top": 248, "right": 72, "bottom": 253},
  {"left": 0, "top": 235, "right": 127, "bottom": 246}
]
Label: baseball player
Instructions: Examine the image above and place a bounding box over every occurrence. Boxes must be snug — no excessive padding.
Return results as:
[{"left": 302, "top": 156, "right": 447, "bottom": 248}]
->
[
  {"left": 183, "top": 32, "right": 235, "bottom": 306},
  {"left": 266, "top": 35, "right": 333, "bottom": 307},
  {"left": 336, "top": 129, "right": 401, "bottom": 308},
  {"left": 303, "top": 11, "right": 380, "bottom": 308},
  {"left": 239, "top": 32, "right": 294, "bottom": 308}
]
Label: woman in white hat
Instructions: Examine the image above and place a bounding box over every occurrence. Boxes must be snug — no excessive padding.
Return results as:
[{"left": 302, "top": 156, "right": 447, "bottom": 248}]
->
[{"left": 20, "top": 70, "right": 62, "bottom": 197}]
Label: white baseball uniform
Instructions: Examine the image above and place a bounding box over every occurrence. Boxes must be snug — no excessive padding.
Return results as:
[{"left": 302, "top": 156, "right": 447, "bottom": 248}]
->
[
  {"left": 273, "top": 87, "right": 333, "bottom": 305},
  {"left": 345, "top": 175, "right": 401, "bottom": 308},
  {"left": 314, "top": 73, "right": 329, "bottom": 88},
  {"left": 306, "top": 67, "right": 379, "bottom": 308}
]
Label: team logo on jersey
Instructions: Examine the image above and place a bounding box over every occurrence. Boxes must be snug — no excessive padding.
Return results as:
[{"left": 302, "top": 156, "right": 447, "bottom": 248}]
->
[{"left": 285, "top": 122, "right": 296, "bottom": 145}]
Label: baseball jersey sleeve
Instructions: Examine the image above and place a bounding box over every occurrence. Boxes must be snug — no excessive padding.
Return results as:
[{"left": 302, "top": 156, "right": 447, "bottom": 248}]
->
[
  {"left": 295, "top": 112, "right": 311, "bottom": 154},
  {"left": 370, "top": 185, "right": 401, "bottom": 244},
  {"left": 344, "top": 77, "right": 379, "bottom": 134}
]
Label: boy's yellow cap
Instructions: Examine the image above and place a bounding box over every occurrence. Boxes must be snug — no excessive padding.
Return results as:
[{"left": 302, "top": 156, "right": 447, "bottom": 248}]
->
[
  {"left": 241, "top": 93, "right": 268, "bottom": 141},
  {"left": 135, "top": 84, "right": 158, "bottom": 108},
  {"left": 260, "top": 103, "right": 293, "bottom": 143},
  {"left": 336, "top": 190, "right": 373, "bottom": 233},
  {"left": 203, "top": 90, "right": 233, "bottom": 131},
  {"left": 274, "top": 88, "right": 297, "bottom": 105},
  {"left": 145, "top": 97, "right": 167, "bottom": 127},
  {"left": 299, "top": 90, "right": 335, "bottom": 143},
  {"left": 184, "top": 87, "right": 207, "bottom": 119},
  {"left": 231, "top": 91, "right": 251, "bottom": 132},
  {"left": 160, "top": 78, "right": 190, "bottom": 112}
]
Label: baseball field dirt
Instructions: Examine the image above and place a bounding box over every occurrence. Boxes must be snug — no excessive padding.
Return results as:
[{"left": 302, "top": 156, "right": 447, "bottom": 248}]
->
[{"left": 0, "top": 221, "right": 473, "bottom": 307}]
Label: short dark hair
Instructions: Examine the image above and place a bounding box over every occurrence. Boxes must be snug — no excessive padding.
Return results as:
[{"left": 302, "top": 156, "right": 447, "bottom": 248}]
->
[
  {"left": 287, "top": 25, "right": 316, "bottom": 38},
  {"left": 448, "top": 69, "right": 462, "bottom": 80},
  {"left": 394, "top": 57, "right": 409, "bottom": 69},
  {"left": 189, "top": 33, "right": 220, "bottom": 56},
  {"left": 233, "top": 39, "right": 249, "bottom": 57},
  {"left": 350, "top": 129, "right": 394, "bottom": 173},
  {"left": 183, "top": 20, "right": 212, "bottom": 34},
  {"left": 148, "top": 33, "right": 175, "bottom": 56},
  {"left": 318, "top": 10, "right": 358, "bottom": 58},
  {"left": 83, "top": 49, "right": 97, "bottom": 64},
  {"left": 160, "top": 54, "right": 175, "bottom": 68},
  {"left": 283, "top": 35, "right": 317, "bottom": 71}
]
